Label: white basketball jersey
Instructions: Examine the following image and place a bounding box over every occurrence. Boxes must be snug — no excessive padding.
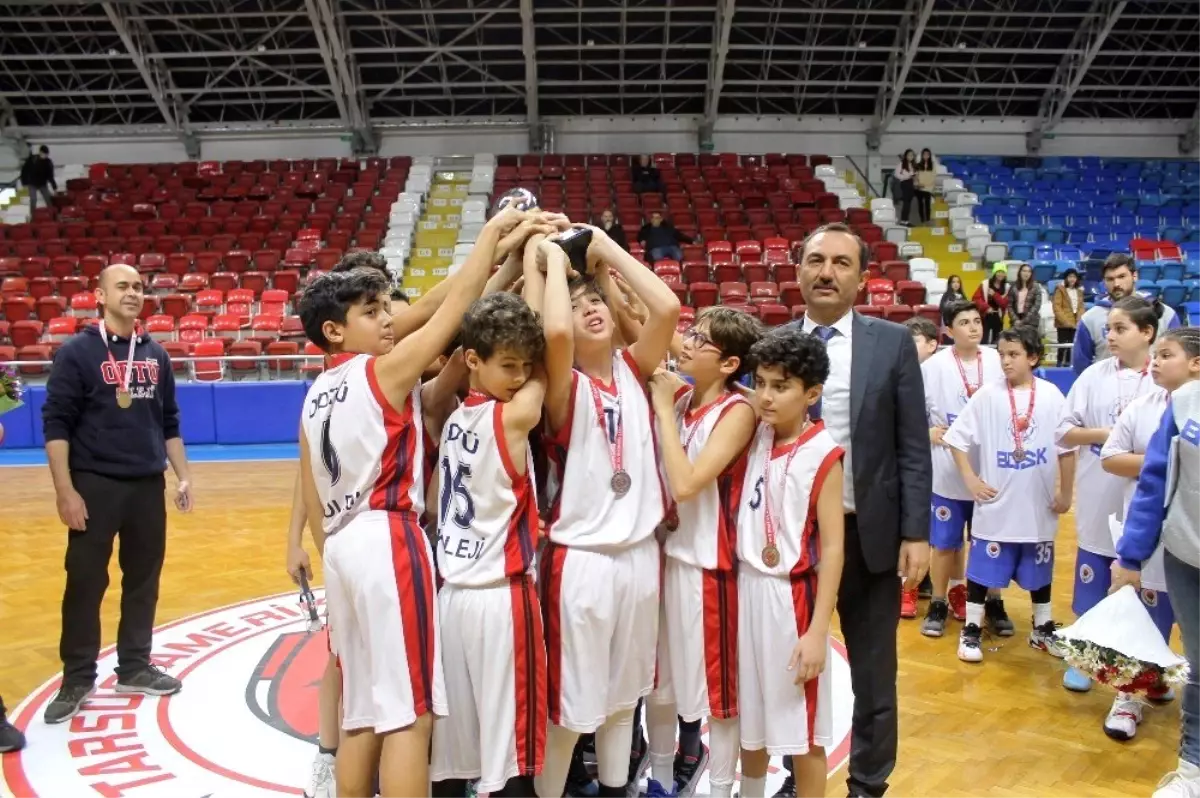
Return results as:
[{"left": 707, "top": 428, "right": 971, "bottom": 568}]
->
[
  {"left": 546, "top": 350, "right": 666, "bottom": 550},
  {"left": 1101, "top": 389, "right": 1171, "bottom": 590},
  {"left": 436, "top": 394, "right": 539, "bottom": 587},
  {"left": 662, "top": 388, "right": 750, "bottom": 571},
  {"left": 943, "top": 378, "right": 1069, "bottom": 544},
  {"left": 922, "top": 346, "right": 1004, "bottom": 500},
  {"left": 735, "top": 421, "right": 844, "bottom": 577},
  {"left": 301, "top": 354, "right": 425, "bottom": 537},
  {"left": 1058, "top": 358, "right": 1158, "bottom": 556}
]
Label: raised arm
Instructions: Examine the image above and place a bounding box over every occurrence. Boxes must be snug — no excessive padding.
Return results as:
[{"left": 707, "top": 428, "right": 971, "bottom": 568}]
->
[
  {"left": 501, "top": 364, "right": 548, "bottom": 473},
  {"left": 541, "top": 239, "right": 576, "bottom": 435},
  {"left": 588, "top": 227, "right": 680, "bottom": 378}
]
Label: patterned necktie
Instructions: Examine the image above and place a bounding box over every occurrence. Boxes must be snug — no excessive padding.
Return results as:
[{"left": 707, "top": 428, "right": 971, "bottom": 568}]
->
[{"left": 810, "top": 325, "right": 837, "bottom": 421}]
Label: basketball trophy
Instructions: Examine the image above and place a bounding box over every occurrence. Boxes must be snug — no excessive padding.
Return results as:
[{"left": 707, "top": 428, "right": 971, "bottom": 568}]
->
[
  {"left": 493, "top": 186, "right": 538, "bottom": 214},
  {"left": 298, "top": 571, "right": 323, "bottom": 633},
  {"left": 554, "top": 225, "right": 594, "bottom": 275}
]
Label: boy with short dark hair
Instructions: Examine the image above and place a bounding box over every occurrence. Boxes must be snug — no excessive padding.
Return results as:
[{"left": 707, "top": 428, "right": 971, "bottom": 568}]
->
[
  {"left": 733, "top": 327, "right": 846, "bottom": 798},
  {"left": 944, "top": 325, "right": 1076, "bottom": 664},
  {"left": 905, "top": 316, "right": 939, "bottom": 364}
]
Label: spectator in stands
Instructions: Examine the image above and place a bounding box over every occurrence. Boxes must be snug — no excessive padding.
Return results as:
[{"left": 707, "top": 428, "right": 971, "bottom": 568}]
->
[
  {"left": 939, "top": 274, "right": 968, "bottom": 343},
  {"left": 914, "top": 149, "right": 936, "bottom": 225},
  {"left": 1053, "top": 267, "right": 1085, "bottom": 367},
  {"left": 40, "top": 263, "right": 193, "bottom": 725},
  {"left": 893, "top": 150, "right": 917, "bottom": 226},
  {"left": 597, "top": 208, "right": 629, "bottom": 252},
  {"left": 632, "top": 154, "right": 663, "bottom": 194},
  {"left": 637, "top": 211, "right": 692, "bottom": 263},
  {"left": 1006, "top": 262, "right": 1042, "bottom": 330},
  {"left": 20, "top": 144, "right": 56, "bottom": 212},
  {"left": 1073, "top": 253, "right": 1182, "bottom": 375},
  {"left": 973, "top": 270, "right": 1008, "bottom": 345}
]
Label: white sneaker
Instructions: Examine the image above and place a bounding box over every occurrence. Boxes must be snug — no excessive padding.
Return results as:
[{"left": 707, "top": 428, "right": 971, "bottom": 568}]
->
[
  {"left": 304, "top": 751, "right": 336, "bottom": 798},
  {"left": 1153, "top": 761, "right": 1200, "bottom": 798},
  {"left": 1102, "top": 693, "right": 1143, "bottom": 741},
  {"left": 957, "top": 623, "right": 983, "bottom": 663}
]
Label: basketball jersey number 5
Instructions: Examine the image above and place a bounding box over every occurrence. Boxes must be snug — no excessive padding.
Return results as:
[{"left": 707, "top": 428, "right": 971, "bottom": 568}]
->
[{"left": 440, "top": 458, "right": 475, "bottom": 529}]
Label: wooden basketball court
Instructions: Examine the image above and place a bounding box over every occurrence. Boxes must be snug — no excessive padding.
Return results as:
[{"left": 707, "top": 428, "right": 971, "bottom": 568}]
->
[{"left": 0, "top": 459, "right": 1179, "bottom": 796}]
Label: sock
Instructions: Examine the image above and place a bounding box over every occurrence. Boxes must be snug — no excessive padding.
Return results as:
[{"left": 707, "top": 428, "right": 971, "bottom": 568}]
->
[
  {"left": 596, "top": 710, "right": 635, "bottom": 789},
  {"left": 646, "top": 701, "right": 677, "bottom": 787},
  {"left": 948, "top": 578, "right": 965, "bottom": 589},
  {"left": 742, "top": 775, "right": 766, "bottom": 798},
  {"left": 432, "top": 779, "right": 469, "bottom": 797},
  {"left": 317, "top": 745, "right": 337, "bottom": 757},
  {"left": 707, "top": 717, "right": 739, "bottom": 794},
  {"left": 1033, "top": 602, "right": 1052, "bottom": 627},
  {"left": 710, "top": 782, "right": 734, "bottom": 798},
  {"left": 534, "top": 724, "right": 581, "bottom": 798},
  {"left": 678, "top": 718, "right": 702, "bottom": 759},
  {"left": 965, "top": 602, "right": 985, "bottom": 629},
  {"left": 494, "top": 775, "right": 538, "bottom": 797}
]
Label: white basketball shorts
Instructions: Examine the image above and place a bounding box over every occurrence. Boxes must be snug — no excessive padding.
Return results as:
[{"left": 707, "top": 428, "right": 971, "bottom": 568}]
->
[
  {"left": 737, "top": 567, "right": 833, "bottom": 756},
  {"left": 649, "top": 556, "right": 738, "bottom": 722},
  {"left": 431, "top": 576, "right": 547, "bottom": 792},
  {"left": 540, "top": 537, "right": 660, "bottom": 732},
  {"left": 324, "top": 510, "right": 447, "bottom": 733}
]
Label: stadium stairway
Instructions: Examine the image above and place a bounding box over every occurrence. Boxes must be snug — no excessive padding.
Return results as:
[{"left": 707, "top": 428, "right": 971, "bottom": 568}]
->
[
  {"left": 405, "top": 171, "right": 467, "bottom": 299},
  {"left": 916, "top": 195, "right": 983, "bottom": 294}
]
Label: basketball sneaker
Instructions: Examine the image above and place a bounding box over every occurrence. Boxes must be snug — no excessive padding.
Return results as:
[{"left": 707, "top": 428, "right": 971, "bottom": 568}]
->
[
  {"left": 921, "top": 599, "right": 949, "bottom": 638},
  {"left": 673, "top": 744, "right": 709, "bottom": 797},
  {"left": 43, "top": 682, "right": 95, "bottom": 725},
  {"left": 115, "top": 664, "right": 182, "bottom": 696},
  {"left": 771, "top": 773, "right": 796, "bottom": 798},
  {"left": 900, "top": 586, "right": 919, "bottom": 619},
  {"left": 304, "top": 751, "right": 336, "bottom": 798},
  {"left": 1103, "top": 693, "right": 1143, "bottom": 742},
  {"left": 0, "top": 711, "right": 25, "bottom": 754},
  {"left": 1029, "top": 621, "right": 1066, "bottom": 658},
  {"left": 957, "top": 623, "right": 983, "bottom": 663},
  {"left": 984, "top": 596, "right": 1015, "bottom": 637},
  {"left": 947, "top": 584, "right": 967, "bottom": 621},
  {"left": 1153, "top": 760, "right": 1200, "bottom": 798},
  {"left": 1147, "top": 682, "right": 1176, "bottom": 703}
]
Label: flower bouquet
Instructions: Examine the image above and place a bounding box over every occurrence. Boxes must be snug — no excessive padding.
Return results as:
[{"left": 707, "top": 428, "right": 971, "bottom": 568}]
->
[
  {"left": 0, "top": 365, "right": 22, "bottom": 416},
  {"left": 1055, "top": 584, "right": 1190, "bottom": 695}
]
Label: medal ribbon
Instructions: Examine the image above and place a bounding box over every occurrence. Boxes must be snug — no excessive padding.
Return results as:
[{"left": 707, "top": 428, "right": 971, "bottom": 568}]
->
[
  {"left": 665, "top": 390, "right": 732, "bottom": 523},
  {"left": 761, "top": 423, "right": 804, "bottom": 563},
  {"left": 952, "top": 348, "right": 983, "bottom": 398},
  {"left": 587, "top": 373, "right": 624, "bottom": 479},
  {"left": 1115, "top": 359, "right": 1150, "bottom": 417},
  {"left": 1006, "top": 378, "right": 1036, "bottom": 453},
  {"left": 98, "top": 317, "right": 138, "bottom": 396}
]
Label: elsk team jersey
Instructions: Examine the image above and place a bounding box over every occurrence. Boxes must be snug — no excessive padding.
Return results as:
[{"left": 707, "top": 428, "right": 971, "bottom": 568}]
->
[
  {"left": 300, "top": 354, "right": 425, "bottom": 537},
  {"left": 1101, "top": 389, "right": 1171, "bottom": 591},
  {"left": 943, "top": 378, "right": 1070, "bottom": 544},
  {"left": 733, "top": 421, "right": 844, "bottom": 577},
  {"left": 661, "top": 388, "right": 750, "bottom": 571},
  {"left": 545, "top": 350, "right": 667, "bottom": 550},
  {"left": 435, "top": 394, "right": 539, "bottom": 587},
  {"left": 922, "top": 346, "right": 1005, "bottom": 500},
  {"left": 1057, "top": 358, "right": 1159, "bottom": 557}
]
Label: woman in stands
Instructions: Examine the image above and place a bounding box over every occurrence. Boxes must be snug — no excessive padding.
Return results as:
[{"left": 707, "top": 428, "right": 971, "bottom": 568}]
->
[
  {"left": 893, "top": 149, "right": 917, "bottom": 226},
  {"left": 1006, "top": 263, "right": 1043, "bottom": 330},
  {"left": 974, "top": 270, "right": 1009, "bottom": 345},
  {"left": 597, "top": 208, "right": 630, "bottom": 252},
  {"left": 1054, "top": 268, "right": 1086, "bottom": 367},
  {"left": 915, "top": 148, "right": 936, "bottom": 225}
]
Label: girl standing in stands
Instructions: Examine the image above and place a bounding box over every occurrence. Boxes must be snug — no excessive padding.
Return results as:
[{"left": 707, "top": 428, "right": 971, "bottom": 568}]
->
[
  {"left": 974, "top": 270, "right": 1009, "bottom": 345},
  {"left": 1007, "top": 263, "right": 1043, "bottom": 330},
  {"left": 1054, "top": 268, "right": 1085, "bottom": 367},
  {"left": 893, "top": 150, "right": 917, "bottom": 226},
  {"left": 915, "top": 149, "right": 936, "bottom": 225}
]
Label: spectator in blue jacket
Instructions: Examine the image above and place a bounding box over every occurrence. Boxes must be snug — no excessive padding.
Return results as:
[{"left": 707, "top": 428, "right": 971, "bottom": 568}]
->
[
  {"left": 1073, "top": 254, "right": 1181, "bottom": 375},
  {"left": 1111, "top": 328, "right": 1199, "bottom": 798}
]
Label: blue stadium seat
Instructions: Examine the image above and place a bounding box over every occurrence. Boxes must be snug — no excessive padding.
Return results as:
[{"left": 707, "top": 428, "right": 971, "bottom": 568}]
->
[
  {"left": 1158, "top": 280, "right": 1186, "bottom": 307},
  {"left": 1136, "top": 279, "right": 1162, "bottom": 299}
]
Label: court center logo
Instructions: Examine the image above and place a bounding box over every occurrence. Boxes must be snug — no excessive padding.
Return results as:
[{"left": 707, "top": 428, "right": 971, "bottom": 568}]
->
[{"left": 2, "top": 593, "right": 856, "bottom": 797}]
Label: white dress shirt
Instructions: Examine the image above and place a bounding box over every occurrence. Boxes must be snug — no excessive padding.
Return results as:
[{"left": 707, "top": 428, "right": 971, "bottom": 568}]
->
[{"left": 801, "top": 310, "right": 855, "bottom": 512}]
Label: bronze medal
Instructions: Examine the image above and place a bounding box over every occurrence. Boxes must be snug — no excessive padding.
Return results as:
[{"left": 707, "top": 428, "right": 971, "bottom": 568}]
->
[
  {"left": 762, "top": 544, "right": 781, "bottom": 568},
  {"left": 116, "top": 390, "right": 133, "bottom": 409}
]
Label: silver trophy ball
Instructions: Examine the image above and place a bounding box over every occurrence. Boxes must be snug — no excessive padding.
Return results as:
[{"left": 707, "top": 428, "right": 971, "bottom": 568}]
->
[{"left": 493, "top": 187, "right": 539, "bottom": 214}]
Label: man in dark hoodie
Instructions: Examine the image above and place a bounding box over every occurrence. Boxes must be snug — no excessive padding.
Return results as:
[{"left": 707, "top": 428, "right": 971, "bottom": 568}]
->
[
  {"left": 20, "top": 144, "right": 56, "bottom": 211},
  {"left": 41, "top": 263, "right": 194, "bottom": 725}
]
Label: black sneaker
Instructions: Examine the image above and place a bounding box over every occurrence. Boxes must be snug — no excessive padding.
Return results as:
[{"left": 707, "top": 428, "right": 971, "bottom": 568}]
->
[
  {"left": 115, "top": 665, "right": 181, "bottom": 696},
  {"left": 673, "top": 744, "right": 709, "bottom": 797},
  {"left": 0, "top": 714, "right": 25, "bottom": 753},
  {"left": 772, "top": 774, "right": 796, "bottom": 798},
  {"left": 921, "top": 599, "right": 949, "bottom": 638},
  {"left": 43, "top": 682, "right": 95, "bottom": 725},
  {"left": 917, "top": 574, "right": 933, "bottom": 600},
  {"left": 984, "top": 597, "right": 1015, "bottom": 637}
]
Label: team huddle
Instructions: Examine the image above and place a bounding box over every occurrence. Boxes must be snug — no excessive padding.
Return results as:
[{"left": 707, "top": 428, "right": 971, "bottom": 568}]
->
[{"left": 287, "top": 209, "right": 849, "bottom": 798}]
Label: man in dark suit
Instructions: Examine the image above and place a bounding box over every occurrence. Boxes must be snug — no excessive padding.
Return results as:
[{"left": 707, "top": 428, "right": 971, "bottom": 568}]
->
[{"left": 778, "top": 223, "right": 931, "bottom": 798}]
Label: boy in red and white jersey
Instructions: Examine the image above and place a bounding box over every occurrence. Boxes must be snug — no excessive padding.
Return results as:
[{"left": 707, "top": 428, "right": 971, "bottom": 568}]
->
[
  {"left": 643, "top": 307, "right": 762, "bottom": 798},
  {"left": 297, "top": 209, "right": 550, "bottom": 798},
  {"left": 733, "top": 327, "right": 846, "bottom": 798},
  {"left": 429, "top": 288, "right": 548, "bottom": 797},
  {"left": 537, "top": 228, "right": 681, "bottom": 798}
]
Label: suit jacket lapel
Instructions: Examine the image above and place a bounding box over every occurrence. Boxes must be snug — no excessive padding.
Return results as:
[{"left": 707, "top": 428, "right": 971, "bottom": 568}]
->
[{"left": 850, "top": 312, "right": 876, "bottom": 429}]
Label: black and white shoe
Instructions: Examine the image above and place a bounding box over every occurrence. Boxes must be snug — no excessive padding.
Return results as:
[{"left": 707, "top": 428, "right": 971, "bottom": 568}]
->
[
  {"left": 43, "top": 682, "right": 95, "bottom": 725},
  {"left": 115, "top": 664, "right": 181, "bottom": 696}
]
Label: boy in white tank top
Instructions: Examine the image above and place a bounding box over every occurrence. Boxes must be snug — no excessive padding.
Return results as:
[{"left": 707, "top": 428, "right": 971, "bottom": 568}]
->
[
  {"left": 733, "top": 327, "right": 847, "bottom": 798},
  {"left": 430, "top": 287, "right": 550, "bottom": 798},
  {"left": 297, "top": 209, "right": 554, "bottom": 798},
  {"left": 643, "top": 307, "right": 763, "bottom": 798},
  {"left": 535, "top": 227, "right": 681, "bottom": 798}
]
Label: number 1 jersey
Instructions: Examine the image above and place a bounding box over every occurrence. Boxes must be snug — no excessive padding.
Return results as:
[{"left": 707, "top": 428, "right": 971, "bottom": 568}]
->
[
  {"left": 300, "top": 354, "right": 425, "bottom": 537},
  {"left": 435, "top": 393, "right": 539, "bottom": 587}
]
